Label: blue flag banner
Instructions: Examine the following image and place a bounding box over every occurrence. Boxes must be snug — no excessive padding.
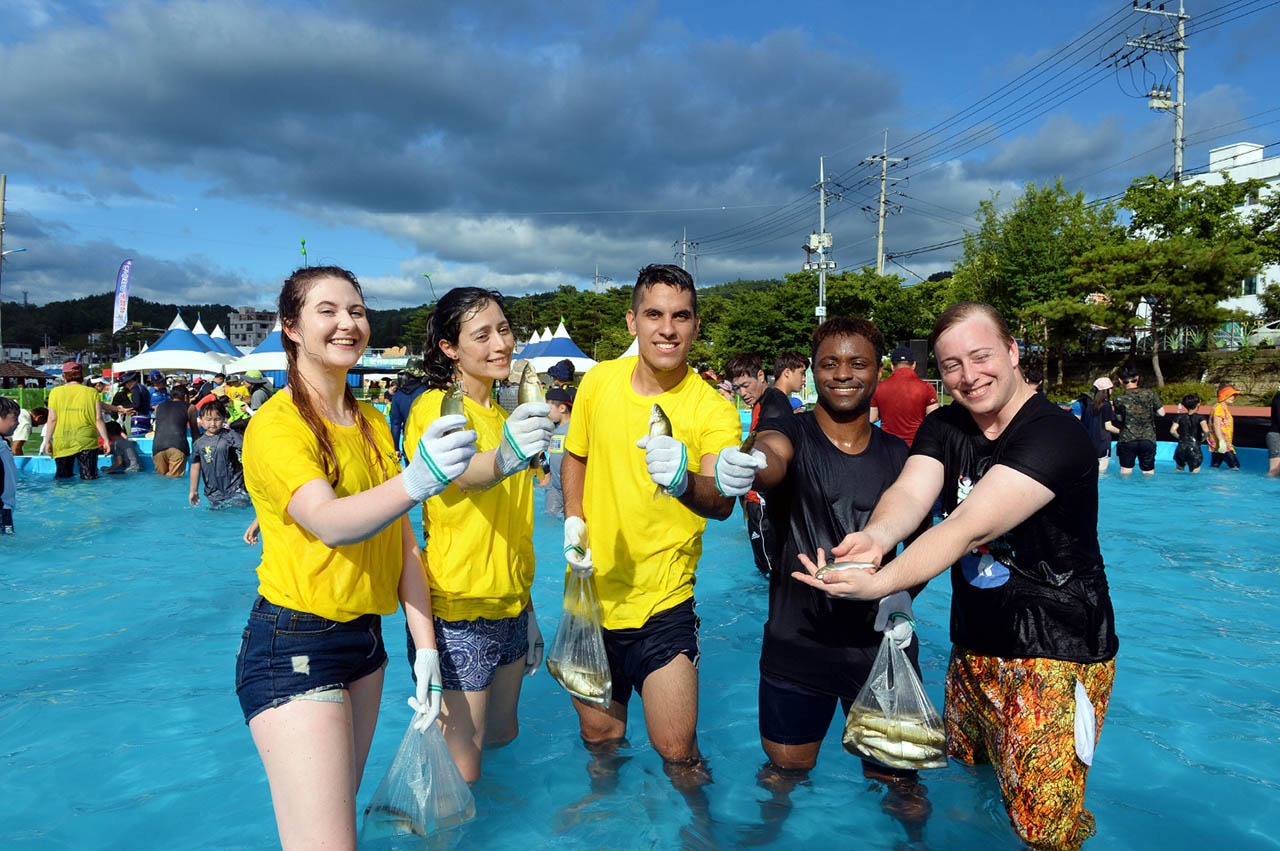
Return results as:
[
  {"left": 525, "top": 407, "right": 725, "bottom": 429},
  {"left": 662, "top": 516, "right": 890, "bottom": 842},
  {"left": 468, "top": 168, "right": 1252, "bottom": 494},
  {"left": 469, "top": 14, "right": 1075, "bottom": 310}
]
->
[{"left": 112, "top": 259, "right": 133, "bottom": 334}]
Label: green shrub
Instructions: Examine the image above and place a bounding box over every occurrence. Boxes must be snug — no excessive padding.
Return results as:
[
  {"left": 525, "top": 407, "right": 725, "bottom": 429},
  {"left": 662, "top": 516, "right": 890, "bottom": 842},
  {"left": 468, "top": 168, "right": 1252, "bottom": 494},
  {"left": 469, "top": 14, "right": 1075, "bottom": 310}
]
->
[
  {"left": 1155, "top": 381, "right": 1216, "bottom": 407},
  {"left": 1049, "top": 382, "right": 1093, "bottom": 406}
]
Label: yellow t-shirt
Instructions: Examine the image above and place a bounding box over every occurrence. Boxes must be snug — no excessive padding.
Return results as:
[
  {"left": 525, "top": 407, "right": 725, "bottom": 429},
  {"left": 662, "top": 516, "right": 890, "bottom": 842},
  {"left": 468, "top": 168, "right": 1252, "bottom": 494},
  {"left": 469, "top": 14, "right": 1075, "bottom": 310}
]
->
[
  {"left": 48, "top": 383, "right": 101, "bottom": 457},
  {"left": 565, "top": 357, "right": 741, "bottom": 629},
  {"left": 404, "top": 388, "right": 535, "bottom": 621},
  {"left": 244, "top": 392, "right": 403, "bottom": 622}
]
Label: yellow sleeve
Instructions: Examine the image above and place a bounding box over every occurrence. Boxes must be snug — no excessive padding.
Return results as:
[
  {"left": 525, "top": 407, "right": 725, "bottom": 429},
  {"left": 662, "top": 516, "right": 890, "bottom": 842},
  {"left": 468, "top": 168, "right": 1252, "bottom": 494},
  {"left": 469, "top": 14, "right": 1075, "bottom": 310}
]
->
[
  {"left": 564, "top": 363, "right": 601, "bottom": 457},
  {"left": 404, "top": 389, "right": 445, "bottom": 459},
  {"left": 243, "top": 403, "right": 334, "bottom": 499},
  {"left": 692, "top": 391, "right": 743, "bottom": 470}
]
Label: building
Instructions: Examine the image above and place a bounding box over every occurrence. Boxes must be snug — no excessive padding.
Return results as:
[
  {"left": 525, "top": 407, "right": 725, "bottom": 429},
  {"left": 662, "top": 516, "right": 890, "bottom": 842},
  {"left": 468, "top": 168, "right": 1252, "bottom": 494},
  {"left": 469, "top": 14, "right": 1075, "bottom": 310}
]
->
[
  {"left": 228, "top": 307, "right": 276, "bottom": 350},
  {"left": 2, "top": 346, "right": 34, "bottom": 365},
  {"left": 1188, "top": 142, "right": 1278, "bottom": 342}
]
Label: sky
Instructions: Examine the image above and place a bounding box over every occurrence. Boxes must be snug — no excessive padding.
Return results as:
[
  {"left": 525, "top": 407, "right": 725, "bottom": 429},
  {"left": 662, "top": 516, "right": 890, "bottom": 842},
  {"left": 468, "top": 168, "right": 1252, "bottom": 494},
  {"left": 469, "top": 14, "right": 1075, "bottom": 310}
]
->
[{"left": 1, "top": 0, "right": 1278, "bottom": 316}]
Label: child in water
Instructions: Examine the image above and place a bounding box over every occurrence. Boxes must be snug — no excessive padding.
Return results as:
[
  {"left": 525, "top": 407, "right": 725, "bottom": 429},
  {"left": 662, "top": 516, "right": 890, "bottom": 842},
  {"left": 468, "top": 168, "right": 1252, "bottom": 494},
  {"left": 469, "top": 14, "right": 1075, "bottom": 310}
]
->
[
  {"left": 104, "top": 421, "right": 144, "bottom": 473},
  {"left": 1170, "top": 393, "right": 1208, "bottom": 473},
  {"left": 0, "top": 396, "right": 19, "bottom": 533},
  {"left": 189, "top": 403, "right": 250, "bottom": 508}
]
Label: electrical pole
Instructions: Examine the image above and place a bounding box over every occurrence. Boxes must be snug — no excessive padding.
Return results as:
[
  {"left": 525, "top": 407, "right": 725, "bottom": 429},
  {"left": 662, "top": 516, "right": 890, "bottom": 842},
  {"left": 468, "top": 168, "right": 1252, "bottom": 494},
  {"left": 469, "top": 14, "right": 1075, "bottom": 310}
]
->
[
  {"left": 802, "top": 157, "right": 838, "bottom": 322},
  {"left": 673, "top": 227, "right": 698, "bottom": 271},
  {"left": 592, "top": 263, "right": 612, "bottom": 293},
  {"left": 867, "top": 130, "right": 907, "bottom": 275},
  {"left": 1127, "top": 0, "right": 1188, "bottom": 180},
  {"left": 0, "top": 174, "right": 6, "bottom": 356}
]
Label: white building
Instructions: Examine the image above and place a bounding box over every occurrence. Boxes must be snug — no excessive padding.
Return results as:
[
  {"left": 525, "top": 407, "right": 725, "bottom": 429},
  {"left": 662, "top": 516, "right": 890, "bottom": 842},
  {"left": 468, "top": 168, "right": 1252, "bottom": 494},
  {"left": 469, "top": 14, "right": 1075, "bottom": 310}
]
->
[
  {"left": 1187, "top": 142, "right": 1278, "bottom": 340},
  {"left": 2, "top": 346, "right": 34, "bottom": 365},
  {"left": 227, "top": 307, "right": 276, "bottom": 350}
]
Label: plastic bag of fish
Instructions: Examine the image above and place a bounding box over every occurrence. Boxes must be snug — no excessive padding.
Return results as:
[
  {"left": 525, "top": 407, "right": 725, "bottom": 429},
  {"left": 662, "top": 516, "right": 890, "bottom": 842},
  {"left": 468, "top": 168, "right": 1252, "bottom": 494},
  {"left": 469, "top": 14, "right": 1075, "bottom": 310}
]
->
[
  {"left": 842, "top": 633, "right": 948, "bottom": 771},
  {"left": 360, "top": 719, "right": 475, "bottom": 841},
  {"left": 545, "top": 570, "right": 612, "bottom": 706}
]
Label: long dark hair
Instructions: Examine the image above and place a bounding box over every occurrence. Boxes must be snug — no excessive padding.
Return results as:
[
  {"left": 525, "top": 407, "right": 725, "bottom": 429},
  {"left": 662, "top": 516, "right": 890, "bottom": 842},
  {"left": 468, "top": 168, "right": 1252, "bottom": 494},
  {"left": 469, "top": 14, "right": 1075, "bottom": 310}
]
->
[
  {"left": 422, "top": 287, "right": 506, "bottom": 390},
  {"left": 1092, "top": 386, "right": 1110, "bottom": 416},
  {"left": 278, "top": 265, "right": 385, "bottom": 485}
]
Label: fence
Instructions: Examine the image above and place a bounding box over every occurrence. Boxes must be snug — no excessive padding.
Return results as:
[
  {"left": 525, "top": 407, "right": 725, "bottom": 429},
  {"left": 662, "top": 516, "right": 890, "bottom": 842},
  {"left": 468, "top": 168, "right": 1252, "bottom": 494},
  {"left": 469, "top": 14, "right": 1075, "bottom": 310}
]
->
[{"left": 0, "top": 388, "right": 52, "bottom": 409}]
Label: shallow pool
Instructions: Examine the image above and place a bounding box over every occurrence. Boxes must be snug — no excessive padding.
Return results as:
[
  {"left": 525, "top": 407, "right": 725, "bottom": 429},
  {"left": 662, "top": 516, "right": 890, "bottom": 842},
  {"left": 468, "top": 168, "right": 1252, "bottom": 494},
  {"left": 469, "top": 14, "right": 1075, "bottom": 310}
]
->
[{"left": 3, "top": 458, "right": 1279, "bottom": 849}]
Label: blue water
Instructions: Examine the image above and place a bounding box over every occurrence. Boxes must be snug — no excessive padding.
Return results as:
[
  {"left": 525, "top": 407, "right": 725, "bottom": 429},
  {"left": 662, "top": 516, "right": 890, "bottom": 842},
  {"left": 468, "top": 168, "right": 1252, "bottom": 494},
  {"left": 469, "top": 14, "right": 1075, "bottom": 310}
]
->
[{"left": 3, "top": 459, "right": 1279, "bottom": 849}]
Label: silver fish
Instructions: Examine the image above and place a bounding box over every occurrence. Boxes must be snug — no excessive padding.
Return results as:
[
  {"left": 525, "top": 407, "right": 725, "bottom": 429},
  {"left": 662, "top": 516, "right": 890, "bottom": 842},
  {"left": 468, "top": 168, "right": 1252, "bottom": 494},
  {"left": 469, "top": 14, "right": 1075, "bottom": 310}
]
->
[
  {"left": 814, "top": 561, "right": 878, "bottom": 580},
  {"left": 518, "top": 363, "right": 548, "bottom": 471},
  {"left": 547, "top": 659, "right": 611, "bottom": 704},
  {"left": 441, "top": 379, "right": 466, "bottom": 424},
  {"left": 648, "top": 403, "right": 675, "bottom": 499}
]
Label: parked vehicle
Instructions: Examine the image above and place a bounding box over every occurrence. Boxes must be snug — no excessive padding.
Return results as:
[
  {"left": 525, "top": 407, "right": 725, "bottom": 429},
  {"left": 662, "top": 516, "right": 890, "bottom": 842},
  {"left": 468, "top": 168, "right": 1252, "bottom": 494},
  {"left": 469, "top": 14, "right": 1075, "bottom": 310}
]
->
[
  {"left": 1103, "top": 336, "right": 1130, "bottom": 352},
  {"left": 1247, "top": 320, "right": 1280, "bottom": 347}
]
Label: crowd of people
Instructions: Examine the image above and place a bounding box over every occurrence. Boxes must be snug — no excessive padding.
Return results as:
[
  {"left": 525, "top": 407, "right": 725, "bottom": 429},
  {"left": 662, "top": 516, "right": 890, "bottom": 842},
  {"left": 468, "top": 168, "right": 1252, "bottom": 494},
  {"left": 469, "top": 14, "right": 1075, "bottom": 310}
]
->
[{"left": 3, "top": 261, "right": 1278, "bottom": 851}]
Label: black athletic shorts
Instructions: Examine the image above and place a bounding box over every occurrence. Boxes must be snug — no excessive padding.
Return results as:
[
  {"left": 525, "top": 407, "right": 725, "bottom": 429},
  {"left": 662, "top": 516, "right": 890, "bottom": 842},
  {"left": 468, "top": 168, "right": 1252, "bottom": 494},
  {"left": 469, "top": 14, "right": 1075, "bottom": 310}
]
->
[
  {"left": 1116, "top": 439, "right": 1156, "bottom": 471},
  {"left": 602, "top": 598, "right": 700, "bottom": 707},
  {"left": 1173, "top": 443, "right": 1203, "bottom": 470}
]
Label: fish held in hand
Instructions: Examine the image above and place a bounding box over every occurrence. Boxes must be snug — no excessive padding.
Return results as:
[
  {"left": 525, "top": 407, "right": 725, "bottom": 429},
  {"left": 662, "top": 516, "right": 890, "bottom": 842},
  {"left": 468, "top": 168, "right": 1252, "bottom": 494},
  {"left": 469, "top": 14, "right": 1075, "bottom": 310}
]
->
[
  {"left": 648, "top": 403, "right": 675, "bottom": 499},
  {"left": 440, "top": 380, "right": 467, "bottom": 432},
  {"left": 518, "top": 363, "right": 548, "bottom": 470}
]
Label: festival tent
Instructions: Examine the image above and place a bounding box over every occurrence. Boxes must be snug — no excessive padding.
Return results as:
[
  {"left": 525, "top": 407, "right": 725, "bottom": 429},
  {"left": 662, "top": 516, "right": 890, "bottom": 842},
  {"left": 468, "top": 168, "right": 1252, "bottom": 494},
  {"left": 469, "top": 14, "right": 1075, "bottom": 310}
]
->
[
  {"left": 513, "top": 331, "right": 539, "bottom": 359},
  {"left": 209, "top": 324, "right": 244, "bottom": 357},
  {"left": 226, "top": 319, "right": 287, "bottom": 385},
  {"left": 112, "top": 313, "right": 230, "bottom": 374},
  {"left": 190, "top": 318, "right": 224, "bottom": 354},
  {"left": 621, "top": 336, "right": 639, "bottom": 358},
  {"left": 166, "top": 313, "right": 190, "bottom": 332},
  {"left": 526, "top": 321, "right": 597, "bottom": 373},
  {"left": 519, "top": 328, "right": 550, "bottom": 361}
]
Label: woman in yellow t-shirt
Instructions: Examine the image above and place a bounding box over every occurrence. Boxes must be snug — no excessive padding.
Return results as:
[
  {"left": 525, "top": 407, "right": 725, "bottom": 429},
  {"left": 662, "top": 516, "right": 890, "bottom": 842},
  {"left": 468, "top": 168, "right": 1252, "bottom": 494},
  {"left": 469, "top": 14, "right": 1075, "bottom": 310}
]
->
[
  {"left": 40, "top": 361, "right": 110, "bottom": 479},
  {"left": 234, "top": 266, "right": 478, "bottom": 849},
  {"left": 403, "top": 286, "right": 555, "bottom": 783}
]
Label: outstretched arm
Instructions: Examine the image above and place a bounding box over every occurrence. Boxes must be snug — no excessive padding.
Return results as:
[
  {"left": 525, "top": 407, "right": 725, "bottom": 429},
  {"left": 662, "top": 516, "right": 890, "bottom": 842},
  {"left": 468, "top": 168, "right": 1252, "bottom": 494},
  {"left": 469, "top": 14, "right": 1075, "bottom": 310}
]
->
[{"left": 749, "top": 429, "right": 794, "bottom": 492}]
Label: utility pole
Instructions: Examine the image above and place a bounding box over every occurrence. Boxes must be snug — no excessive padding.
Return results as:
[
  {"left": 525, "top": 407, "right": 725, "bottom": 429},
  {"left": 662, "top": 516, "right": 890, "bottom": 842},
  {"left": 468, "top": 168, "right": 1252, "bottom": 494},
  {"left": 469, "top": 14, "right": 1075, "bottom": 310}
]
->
[
  {"left": 0, "top": 174, "right": 6, "bottom": 355},
  {"left": 802, "top": 157, "right": 839, "bottom": 322},
  {"left": 866, "top": 131, "right": 907, "bottom": 275},
  {"left": 1126, "top": 0, "right": 1188, "bottom": 180},
  {"left": 673, "top": 227, "right": 698, "bottom": 271},
  {"left": 591, "top": 263, "right": 612, "bottom": 293}
]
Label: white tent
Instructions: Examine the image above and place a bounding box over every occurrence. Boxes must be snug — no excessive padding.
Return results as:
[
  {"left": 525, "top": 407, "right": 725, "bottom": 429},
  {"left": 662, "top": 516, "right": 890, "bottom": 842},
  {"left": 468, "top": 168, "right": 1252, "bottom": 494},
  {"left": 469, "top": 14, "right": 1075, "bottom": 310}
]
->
[
  {"left": 209, "top": 324, "right": 244, "bottom": 357},
  {"left": 112, "top": 312, "right": 229, "bottom": 373},
  {"left": 526, "top": 320, "right": 597, "bottom": 373},
  {"left": 227, "top": 320, "right": 287, "bottom": 374},
  {"left": 621, "top": 336, "right": 639, "bottom": 358}
]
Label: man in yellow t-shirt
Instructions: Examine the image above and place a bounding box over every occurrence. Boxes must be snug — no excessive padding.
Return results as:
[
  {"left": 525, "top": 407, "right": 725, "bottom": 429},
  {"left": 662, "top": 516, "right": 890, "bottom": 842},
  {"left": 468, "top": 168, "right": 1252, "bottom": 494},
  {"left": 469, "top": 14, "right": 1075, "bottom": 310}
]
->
[
  {"left": 561, "top": 264, "right": 765, "bottom": 780},
  {"left": 41, "top": 361, "right": 111, "bottom": 480}
]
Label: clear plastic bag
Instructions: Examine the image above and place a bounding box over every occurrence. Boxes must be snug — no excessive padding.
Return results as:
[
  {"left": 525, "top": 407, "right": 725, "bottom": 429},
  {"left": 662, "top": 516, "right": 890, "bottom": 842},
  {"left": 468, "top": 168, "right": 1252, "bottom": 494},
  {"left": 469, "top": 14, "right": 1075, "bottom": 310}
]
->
[
  {"left": 842, "top": 634, "right": 947, "bottom": 770},
  {"left": 360, "top": 720, "right": 475, "bottom": 841},
  {"left": 545, "top": 571, "right": 612, "bottom": 706}
]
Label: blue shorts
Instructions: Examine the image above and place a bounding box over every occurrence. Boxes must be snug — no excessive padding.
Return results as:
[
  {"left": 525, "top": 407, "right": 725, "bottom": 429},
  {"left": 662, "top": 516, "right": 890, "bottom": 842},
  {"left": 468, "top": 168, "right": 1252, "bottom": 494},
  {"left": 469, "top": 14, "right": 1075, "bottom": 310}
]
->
[
  {"left": 406, "top": 610, "right": 528, "bottom": 692},
  {"left": 235, "top": 596, "right": 387, "bottom": 724},
  {"left": 602, "top": 598, "right": 700, "bottom": 707}
]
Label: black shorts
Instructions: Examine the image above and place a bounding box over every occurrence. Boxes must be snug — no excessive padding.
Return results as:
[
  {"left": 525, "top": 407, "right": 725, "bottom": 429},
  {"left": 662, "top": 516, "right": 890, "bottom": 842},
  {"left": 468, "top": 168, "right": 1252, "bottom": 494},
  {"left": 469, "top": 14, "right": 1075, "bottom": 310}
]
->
[
  {"left": 743, "top": 499, "right": 776, "bottom": 577},
  {"left": 55, "top": 449, "right": 100, "bottom": 479},
  {"left": 1116, "top": 439, "right": 1156, "bottom": 471},
  {"left": 602, "top": 598, "right": 700, "bottom": 706},
  {"left": 1173, "top": 443, "right": 1203, "bottom": 469}
]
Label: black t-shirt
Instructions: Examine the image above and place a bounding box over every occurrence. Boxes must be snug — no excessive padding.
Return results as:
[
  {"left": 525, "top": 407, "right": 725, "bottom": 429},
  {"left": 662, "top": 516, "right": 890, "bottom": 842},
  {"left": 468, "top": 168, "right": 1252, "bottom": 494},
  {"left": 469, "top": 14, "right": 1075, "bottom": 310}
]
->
[
  {"left": 758, "top": 412, "right": 910, "bottom": 697},
  {"left": 152, "top": 400, "right": 193, "bottom": 454},
  {"left": 1079, "top": 399, "right": 1114, "bottom": 457},
  {"left": 755, "top": 387, "right": 794, "bottom": 424},
  {"left": 1174, "top": 412, "right": 1205, "bottom": 446},
  {"left": 911, "top": 393, "right": 1118, "bottom": 663}
]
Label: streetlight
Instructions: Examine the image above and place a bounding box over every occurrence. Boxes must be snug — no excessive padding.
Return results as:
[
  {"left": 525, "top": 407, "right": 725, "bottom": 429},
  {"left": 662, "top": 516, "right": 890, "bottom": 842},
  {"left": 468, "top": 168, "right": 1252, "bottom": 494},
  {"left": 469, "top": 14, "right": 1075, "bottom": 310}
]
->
[{"left": 0, "top": 247, "right": 27, "bottom": 358}]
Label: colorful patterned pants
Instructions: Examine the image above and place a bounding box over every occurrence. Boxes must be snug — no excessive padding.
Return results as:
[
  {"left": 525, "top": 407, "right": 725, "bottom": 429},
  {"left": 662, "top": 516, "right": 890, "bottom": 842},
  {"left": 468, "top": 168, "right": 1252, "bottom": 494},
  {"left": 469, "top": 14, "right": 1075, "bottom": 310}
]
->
[{"left": 944, "top": 648, "right": 1116, "bottom": 851}]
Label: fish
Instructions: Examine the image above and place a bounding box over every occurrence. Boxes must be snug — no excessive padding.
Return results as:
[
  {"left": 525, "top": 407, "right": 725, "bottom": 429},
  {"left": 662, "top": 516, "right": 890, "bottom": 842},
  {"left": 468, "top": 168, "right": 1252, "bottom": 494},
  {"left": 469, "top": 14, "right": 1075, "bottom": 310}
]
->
[
  {"left": 648, "top": 403, "right": 675, "bottom": 499},
  {"left": 546, "top": 658, "right": 611, "bottom": 704},
  {"left": 814, "top": 561, "right": 878, "bottom": 580},
  {"left": 517, "top": 363, "right": 548, "bottom": 471},
  {"left": 854, "top": 711, "right": 946, "bottom": 747},
  {"left": 853, "top": 731, "right": 946, "bottom": 761},
  {"left": 363, "top": 804, "right": 427, "bottom": 837},
  {"left": 739, "top": 431, "right": 757, "bottom": 454},
  {"left": 440, "top": 379, "right": 466, "bottom": 432}
]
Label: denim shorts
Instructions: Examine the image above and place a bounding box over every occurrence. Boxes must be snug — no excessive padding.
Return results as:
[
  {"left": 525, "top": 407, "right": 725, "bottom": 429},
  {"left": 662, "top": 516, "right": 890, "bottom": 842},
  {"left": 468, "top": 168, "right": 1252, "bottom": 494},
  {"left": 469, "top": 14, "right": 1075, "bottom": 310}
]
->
[
  {"left": 235, "top": 596, "right": 387, "bottom": 724},
  {"left": 405, "top": 609, "right": 529, "bottom": 692}
]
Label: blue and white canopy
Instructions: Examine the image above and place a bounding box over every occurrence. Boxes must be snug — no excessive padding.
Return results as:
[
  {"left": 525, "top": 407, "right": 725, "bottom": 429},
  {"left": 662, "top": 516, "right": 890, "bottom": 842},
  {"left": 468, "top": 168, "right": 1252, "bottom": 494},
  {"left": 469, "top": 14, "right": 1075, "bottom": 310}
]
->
[
  {"left": 209, "top": 324, "right": 244, "bottom": 357},
  {"left": 113, "top": 313, "right": 229, "bottom": 374},
  {"left": 227, "top": 319, "right": 286, "bottom": 376},
  {"left": 526, "top": 321, "right": 596, "bottom": 373}
]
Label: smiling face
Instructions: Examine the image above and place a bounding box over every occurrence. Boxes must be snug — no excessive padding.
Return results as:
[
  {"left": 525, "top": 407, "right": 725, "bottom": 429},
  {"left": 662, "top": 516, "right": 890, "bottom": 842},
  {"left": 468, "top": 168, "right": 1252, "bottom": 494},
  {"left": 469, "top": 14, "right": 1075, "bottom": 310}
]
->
[
  {"left": 439, "top": 299, "right": 515, "bottom": 384},
  {"left": 934, "top": 314, "right": 1022, "bottom": 421},
  {"left": 813, "top": 332, "right": 879, "bottom": 417},
  {"left": 626, "top": 283, "right": 699, "bottom": 375},
  {"left": 282, "top": 275, "right": 370, "bottom": 373}
]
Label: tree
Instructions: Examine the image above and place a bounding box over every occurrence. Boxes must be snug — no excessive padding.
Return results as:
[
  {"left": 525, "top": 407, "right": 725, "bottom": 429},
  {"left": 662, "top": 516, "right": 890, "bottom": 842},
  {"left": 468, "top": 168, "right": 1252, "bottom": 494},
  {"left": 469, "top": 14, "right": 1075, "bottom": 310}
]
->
[
  {"left": 952, "top": 180, "right": 1122, "bottom": 385},
  {"left": 1073, "top": 174, "right": 1265, "bottom": 385}
]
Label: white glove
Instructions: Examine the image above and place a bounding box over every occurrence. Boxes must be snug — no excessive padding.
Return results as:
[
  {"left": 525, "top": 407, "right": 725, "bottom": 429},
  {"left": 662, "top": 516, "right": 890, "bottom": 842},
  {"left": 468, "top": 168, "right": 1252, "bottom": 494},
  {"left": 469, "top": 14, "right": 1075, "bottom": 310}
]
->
[
  {"left": 874, "top": 590, "right": 915, "bottom": 649},
  {"left": 497, "top": 402, "right": 554, "bottom": 477},
  {"left": 401, "top": 415, "right": 477, "bottom": 502},
  {"left": 635, "top": 434, "right": 689, "bottom": 497},
  {"left": 713, "top": 446, "right": 767, "bottom": 497},
  {"left": 564, "top": 515, "right": 594, "bottom": 577},
  {"left": 525, "top": 610, "right": 543, "bottom": 677},
  {"left": 407, "top": 648, "right": 443, "bottom": 731}
]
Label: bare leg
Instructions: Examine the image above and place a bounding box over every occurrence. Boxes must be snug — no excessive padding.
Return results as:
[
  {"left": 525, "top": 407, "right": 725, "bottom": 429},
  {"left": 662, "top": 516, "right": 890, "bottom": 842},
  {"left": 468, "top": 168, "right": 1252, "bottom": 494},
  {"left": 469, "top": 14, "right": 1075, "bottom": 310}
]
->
[
  {"left": 249, "top": 681, "right": 378, "bottom": 850},
  {"left": 1269, "top": 457, "right": 1280, "bottom": 477},
  {"left": 483, "top": 659, "right": 526, "bottom": 748},
  {"left": 555, "top": 697, "right": 631, "bottom": 832},
  {"left": 639, "top": 655, "right": 716, "bottom": 845},
  {"left": 863, "top": 761, "right": 932, "bottom": 847},
  {"left": 348, "top": 668, "right": 384, "bottom": 789},
  {"left": 738, "top": 740, "right": 820, "bottom": 847},
  {"left": 439, "top": 688, "right": 489, "bottom": 784},
  {"left": 1097, "top": 457, "right": 1109, "bottom": 475}
]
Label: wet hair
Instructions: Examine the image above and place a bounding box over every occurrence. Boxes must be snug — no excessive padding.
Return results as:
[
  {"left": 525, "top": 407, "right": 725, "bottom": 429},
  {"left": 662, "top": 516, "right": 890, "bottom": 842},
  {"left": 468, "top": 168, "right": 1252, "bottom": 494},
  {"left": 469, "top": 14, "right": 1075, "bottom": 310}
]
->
[
  {"left": 421, "top": 286, "right": 507, "bottom": 391},
  {"left": 1181, "top": 393, "right": 1200, "bottom": 411},
  {"left": 104, "top": 421, "right": 124, "bottom": 438},
  {"left": 773, "top": 350, "right": 809, "bottom": 380},
  {"left": 169, "top": 384, "right": 188, "bottom": 401},
  {"left": 812, "top": 316, "right": 886, "bottom": 363},
  {"left": 631, "top": 264, "right": 698, "bottom": 315},
  {"left": 32, "top": 406, "right": 48, "bottom": 422},
  {"left": 278, "top": 265, "right": 385, "bottom": 485},
  {"left": 0, "top": 397, "right": 19, "bottom": 419},
  {"left": 928, "top": 301, "right": 1015, "bottom": 351},
  {"left": 723, "top": 353, "right": 764, "bottom": 382}
]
